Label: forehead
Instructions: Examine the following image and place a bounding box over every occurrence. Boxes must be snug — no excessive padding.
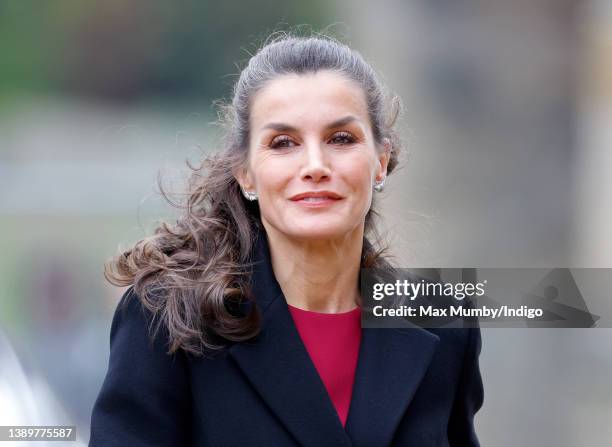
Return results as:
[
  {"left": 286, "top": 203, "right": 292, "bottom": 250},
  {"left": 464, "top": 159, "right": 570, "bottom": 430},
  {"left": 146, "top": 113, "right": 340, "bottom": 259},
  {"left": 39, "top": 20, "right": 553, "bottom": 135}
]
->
[{"left": 250, "top": 70, "right": 369, "bottom": 130}]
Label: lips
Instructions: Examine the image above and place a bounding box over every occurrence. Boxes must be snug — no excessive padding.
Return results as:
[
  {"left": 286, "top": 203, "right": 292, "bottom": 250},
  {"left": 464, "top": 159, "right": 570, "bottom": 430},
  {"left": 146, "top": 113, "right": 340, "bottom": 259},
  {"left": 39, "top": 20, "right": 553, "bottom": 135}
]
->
[
  {"left": 289, "top": 191, "right": 343, "bottom": 201},
  {"left": 299, "top": 197, "right": 336, "bottom": 203}
]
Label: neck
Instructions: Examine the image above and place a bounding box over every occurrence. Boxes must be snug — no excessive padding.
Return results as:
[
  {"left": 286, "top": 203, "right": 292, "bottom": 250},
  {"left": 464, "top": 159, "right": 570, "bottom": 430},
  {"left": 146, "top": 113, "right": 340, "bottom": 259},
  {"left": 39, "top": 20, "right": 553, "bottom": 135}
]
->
[{"left": 262, "top": 223, "right": 364, "bottom": 313}]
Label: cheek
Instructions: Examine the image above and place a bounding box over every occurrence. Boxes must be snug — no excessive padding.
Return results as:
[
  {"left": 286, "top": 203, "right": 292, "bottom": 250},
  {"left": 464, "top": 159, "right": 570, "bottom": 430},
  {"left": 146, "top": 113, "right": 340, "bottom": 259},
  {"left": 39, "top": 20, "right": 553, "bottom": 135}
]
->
[
  {"left": 250, "top": 155, "right": 276, "bottom": 184},
  {"left": 252, "top": 157, "right": 293, "bottom": 197},
  {"left": 343, "top": 155, "right": 377, "bottom": 192}
]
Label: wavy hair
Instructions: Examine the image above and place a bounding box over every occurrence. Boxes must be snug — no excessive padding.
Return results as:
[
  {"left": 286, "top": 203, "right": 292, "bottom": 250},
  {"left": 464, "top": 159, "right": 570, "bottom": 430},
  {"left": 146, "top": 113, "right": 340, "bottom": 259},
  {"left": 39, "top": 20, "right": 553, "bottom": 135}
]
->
[{"left": 104, "top": 30, "right": 404, "bottom": 356}]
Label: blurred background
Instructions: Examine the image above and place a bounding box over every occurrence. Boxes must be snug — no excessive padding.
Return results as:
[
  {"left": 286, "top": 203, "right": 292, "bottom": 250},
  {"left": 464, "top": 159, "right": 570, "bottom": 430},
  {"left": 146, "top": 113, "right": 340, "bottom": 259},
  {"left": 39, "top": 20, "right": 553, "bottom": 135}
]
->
[{"left": 0, "top": 0, "right": 611, "bottom": 445}]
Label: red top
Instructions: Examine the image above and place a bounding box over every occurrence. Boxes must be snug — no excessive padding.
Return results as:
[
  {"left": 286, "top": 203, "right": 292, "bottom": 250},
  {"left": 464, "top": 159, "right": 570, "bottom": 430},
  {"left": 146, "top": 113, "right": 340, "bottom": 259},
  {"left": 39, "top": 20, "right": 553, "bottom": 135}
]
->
[{"left": 287, "top": 303, "right": 362, "bottom": 427}]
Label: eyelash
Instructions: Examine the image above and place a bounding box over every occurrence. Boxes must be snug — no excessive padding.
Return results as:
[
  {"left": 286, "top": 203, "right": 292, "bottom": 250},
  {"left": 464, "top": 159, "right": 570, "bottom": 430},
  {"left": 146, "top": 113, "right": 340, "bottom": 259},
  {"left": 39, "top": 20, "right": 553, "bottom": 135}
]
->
[{"left": 269, "top": 132, "right": 356, "bottom": 149}]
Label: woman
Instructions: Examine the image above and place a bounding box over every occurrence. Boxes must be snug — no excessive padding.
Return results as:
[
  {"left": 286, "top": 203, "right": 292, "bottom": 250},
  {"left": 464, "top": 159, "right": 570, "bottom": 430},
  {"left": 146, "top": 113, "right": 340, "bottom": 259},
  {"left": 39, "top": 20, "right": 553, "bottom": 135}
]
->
[{"left": 89, "top": 33, "right": 484, "bottom": 446}]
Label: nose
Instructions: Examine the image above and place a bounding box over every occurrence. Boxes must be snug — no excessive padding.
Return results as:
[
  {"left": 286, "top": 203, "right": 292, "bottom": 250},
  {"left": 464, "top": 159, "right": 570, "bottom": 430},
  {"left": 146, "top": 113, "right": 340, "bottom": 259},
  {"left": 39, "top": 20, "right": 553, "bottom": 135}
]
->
[{"left": 299, "top": 140, "right": 331, "bottom": 182}]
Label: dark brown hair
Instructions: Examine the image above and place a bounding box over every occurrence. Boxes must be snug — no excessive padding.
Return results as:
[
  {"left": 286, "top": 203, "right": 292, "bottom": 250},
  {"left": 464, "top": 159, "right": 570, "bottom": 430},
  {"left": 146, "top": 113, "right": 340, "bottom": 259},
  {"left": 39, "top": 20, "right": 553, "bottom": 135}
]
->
[{"left": 104, "top": 30, "right": 404, "bottom": 356}]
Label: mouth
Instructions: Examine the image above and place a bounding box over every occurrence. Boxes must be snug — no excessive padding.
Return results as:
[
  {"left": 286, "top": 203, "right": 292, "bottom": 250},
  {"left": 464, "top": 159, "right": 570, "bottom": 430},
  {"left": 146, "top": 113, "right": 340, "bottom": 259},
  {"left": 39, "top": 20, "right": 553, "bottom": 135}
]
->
[
  {"left": 289, "top": 191, "right": 343, "bottom": 207},
  {"left": 289, "top": 191, "right": 343, "bottom": 201},
  {"left": 296, "top": 196, "right": 341, "bottom": 203}
]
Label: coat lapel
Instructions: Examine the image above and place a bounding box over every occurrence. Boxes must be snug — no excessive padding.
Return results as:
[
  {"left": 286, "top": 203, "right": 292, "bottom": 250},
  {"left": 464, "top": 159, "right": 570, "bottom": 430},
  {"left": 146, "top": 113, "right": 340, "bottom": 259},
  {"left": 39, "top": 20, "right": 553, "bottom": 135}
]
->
[
  {"left": 344, "top": 326, "right": 440, "bottom": 447},
  {"left": 229, "top": 226, "right": 440, "bottom": 447}
]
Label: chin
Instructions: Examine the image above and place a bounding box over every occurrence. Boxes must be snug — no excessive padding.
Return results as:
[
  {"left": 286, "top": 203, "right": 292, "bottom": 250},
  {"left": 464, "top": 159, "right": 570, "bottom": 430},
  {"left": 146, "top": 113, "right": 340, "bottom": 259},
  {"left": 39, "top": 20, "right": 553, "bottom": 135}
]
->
[{"left": 283, "top": 223, "right": 358, "bottom": 242}]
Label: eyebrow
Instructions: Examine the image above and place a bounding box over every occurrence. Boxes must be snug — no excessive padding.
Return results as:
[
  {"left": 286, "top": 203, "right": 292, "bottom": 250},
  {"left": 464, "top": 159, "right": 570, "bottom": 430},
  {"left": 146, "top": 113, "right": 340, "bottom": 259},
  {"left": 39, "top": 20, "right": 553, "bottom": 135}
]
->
[{"left": 260, "top": 115, "right": 360, "bottom": 133}]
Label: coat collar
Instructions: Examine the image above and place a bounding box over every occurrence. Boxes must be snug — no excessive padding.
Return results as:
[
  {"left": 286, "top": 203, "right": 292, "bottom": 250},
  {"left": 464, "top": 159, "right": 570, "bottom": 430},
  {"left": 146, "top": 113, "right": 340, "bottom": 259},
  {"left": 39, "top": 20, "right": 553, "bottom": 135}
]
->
[{"left": 229, "top": 226, "right": 440, "bottom": 447}]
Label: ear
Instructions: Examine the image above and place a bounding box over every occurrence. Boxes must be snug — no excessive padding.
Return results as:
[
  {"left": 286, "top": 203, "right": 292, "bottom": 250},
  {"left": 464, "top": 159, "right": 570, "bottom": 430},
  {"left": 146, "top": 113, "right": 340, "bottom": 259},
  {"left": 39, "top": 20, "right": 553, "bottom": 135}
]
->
[
  {"left": 375, "top": 137, "right": 392, "bottom": 181},
  {"left": 232, "top": 165, "right": 255, "bottom": 192}
]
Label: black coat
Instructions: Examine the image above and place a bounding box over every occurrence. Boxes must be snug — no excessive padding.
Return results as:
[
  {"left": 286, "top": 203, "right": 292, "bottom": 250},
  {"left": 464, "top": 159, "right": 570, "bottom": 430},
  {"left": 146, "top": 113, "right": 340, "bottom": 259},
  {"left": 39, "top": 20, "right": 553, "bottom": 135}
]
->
[{"left": 89, "top": 229, "right": 484, "bottom": 446}]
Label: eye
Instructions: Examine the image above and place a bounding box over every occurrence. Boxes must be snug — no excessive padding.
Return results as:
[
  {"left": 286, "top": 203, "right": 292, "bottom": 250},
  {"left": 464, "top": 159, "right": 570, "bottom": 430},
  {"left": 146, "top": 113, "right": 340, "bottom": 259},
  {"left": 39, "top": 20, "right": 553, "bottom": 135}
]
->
[
  {"left": 270, "top": 135, "right": 296, "bottom": 149},
  {"left": 329, "top": 131, "right": 356, "bottom": 145}
]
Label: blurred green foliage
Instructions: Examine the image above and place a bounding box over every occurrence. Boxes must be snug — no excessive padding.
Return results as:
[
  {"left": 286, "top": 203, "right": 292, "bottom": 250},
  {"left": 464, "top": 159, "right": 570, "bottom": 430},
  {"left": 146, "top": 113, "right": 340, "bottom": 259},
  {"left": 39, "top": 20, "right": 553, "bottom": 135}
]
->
[{"left": 0, "top": 0, "right": 332, "bottom": 104}]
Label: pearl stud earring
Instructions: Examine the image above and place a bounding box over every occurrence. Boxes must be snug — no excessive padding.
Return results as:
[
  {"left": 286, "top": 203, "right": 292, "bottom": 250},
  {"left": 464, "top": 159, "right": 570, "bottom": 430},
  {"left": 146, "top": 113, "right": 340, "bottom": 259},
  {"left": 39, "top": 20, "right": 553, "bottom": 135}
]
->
[{"left": 373, "top": 178, "right": 385, "bottom": 192}]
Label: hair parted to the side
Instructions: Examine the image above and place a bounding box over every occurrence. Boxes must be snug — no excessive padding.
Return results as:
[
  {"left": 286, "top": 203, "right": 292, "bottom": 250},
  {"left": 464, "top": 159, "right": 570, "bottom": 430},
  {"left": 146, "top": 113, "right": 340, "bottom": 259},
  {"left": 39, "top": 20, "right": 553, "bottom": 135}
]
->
[{"left": 104, "top": 29, "right": 405, "bottom": 357}]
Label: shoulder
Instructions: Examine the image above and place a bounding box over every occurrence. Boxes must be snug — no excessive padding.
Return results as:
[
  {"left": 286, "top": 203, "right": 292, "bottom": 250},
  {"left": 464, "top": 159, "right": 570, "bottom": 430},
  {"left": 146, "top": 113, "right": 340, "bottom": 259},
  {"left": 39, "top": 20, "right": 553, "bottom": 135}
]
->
[
  {"left": 101, "top": 286, "right": 192, "bottom": 386},
  {"left": 90, "top": 286, "right": 192, "bottom": 445},
  {"left": 423, "top": 325, "right": 480, "bottom": 366},
  {"left": 419, "top": 297, "right": 483, "bottom": 384},
  {"left": 110, "top": 286, "right": 169, "bottom": 355}
]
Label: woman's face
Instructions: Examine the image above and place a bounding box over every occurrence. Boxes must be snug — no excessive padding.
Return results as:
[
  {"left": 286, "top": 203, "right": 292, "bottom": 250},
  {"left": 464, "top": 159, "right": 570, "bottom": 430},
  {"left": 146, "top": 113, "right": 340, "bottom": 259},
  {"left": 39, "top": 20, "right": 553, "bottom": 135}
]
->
[{"left": 238, "top": 70, "right": 390, "bottom": 242}]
